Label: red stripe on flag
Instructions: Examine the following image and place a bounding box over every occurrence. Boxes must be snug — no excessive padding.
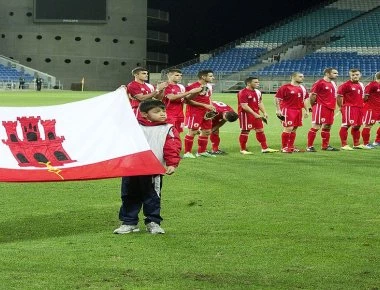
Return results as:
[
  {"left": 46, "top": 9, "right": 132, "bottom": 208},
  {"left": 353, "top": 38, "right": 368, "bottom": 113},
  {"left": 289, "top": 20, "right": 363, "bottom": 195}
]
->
[{"left": 0, "top": 150, "right": 165, "bottom": 182}]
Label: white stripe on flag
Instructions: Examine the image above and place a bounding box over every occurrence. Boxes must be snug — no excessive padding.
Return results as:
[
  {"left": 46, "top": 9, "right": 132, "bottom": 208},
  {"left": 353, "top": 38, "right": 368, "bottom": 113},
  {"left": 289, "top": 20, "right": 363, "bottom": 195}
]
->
[{"left": 0, "top": 87, "right": 165, "bottom": 182}]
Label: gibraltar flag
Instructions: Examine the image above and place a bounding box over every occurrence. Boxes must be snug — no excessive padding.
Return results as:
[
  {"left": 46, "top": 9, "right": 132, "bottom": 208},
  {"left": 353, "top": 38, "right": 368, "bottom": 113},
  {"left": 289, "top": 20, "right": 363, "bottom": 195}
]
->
[{"left": 0, "top": 87, "right": 166, "bottom": 182}]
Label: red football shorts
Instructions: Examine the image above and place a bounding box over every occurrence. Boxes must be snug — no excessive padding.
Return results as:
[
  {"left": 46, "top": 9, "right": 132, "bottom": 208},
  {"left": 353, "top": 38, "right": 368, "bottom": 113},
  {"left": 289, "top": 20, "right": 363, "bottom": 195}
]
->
[
  {"left": 239, "top": 112, "right": 264, "bottom": 130},
  {"left": 185, "top": 112, "right": 212, "bottom": 130},
  {"left": 340, "top": 106, "right": 362, "bottom": 126},
  {"left": 167, "top": 116, "right": 184, "bottom": 133},
  {"left": 281, "top": 108, "right": 303, "bottom": 127},
  {"left": 362, "top": 108, "right": 380, "bottom": 125},
  {"left": 311, "top": 104, "right": 335, "bottom": 125}
]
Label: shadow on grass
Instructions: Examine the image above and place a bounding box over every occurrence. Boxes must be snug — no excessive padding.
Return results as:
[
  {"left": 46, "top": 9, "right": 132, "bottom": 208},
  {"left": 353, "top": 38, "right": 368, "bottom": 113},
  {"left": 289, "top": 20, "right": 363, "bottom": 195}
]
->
[{"left": 0, "top": 208, "right": 116, "bottom": 244}]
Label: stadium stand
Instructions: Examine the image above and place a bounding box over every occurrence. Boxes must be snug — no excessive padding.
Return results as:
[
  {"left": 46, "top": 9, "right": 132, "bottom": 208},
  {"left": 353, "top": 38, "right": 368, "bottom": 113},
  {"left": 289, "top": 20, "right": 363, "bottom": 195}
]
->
[
  {"left": 0, "top": 55, "right": 56, "bottom": 90},
  {"left": 0, "top": 64, "right": 34, "bottom": 82},
  {"left": 176, "top": 0, "right": 380, "bottom": 92}
]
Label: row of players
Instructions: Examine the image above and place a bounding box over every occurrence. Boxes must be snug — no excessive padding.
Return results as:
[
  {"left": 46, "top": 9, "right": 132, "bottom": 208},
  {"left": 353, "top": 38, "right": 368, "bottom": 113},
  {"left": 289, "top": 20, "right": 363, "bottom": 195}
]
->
[{"left": 126, "top": 67, "right": 380, "bottom": 156}]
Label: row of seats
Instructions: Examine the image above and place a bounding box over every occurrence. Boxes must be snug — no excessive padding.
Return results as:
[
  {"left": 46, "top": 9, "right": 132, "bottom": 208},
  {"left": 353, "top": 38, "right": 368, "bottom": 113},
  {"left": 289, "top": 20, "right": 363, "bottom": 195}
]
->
[
  {"left": 255, "top": 52, "right": 380, "bottom": 76},
  {"left": 181, "top": 48, "right": 265, "bottom": 74},
  {"left": 0, "top": 64, "right": 34, "bottom": 82},
  {"left": 180, "top": 1, "right": 379, "bottom": 77}
]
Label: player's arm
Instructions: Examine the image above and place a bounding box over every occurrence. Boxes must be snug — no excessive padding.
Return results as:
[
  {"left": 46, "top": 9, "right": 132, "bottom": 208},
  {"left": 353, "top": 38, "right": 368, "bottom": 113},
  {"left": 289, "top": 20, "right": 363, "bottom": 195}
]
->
[
  {"left": 183, "top": 87, "right": 203, "bottom": 100},
  {"left": 309, "top": 92, "right": 317, "bottom": 106},
  {"left": 186, "top": 99, "right": 215, "bottom": 111},
  {"left": 274, "top": 96, "right": 283, "bottom": 116},
  {"left": 303, "top": 100, "right": 309, "bottom": 118},
  {"left": 258, "top": 102, "right": 268, "bottom": 119},
  {"left": 167, "top": 87, "right": 202, "bottom": 101},
  {"left": 153, "top": 82, "right": 169, "bottom": 101},
  {"left": 336, "top": 94, "right": 343, "bottom": 109},
  {"left": 241, "top": 103, "right": 261, "bottom": 118}
]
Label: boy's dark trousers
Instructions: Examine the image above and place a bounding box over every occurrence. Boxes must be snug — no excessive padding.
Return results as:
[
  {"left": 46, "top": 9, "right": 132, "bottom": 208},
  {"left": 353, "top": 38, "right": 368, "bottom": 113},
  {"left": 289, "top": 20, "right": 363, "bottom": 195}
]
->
[{"left": 118, "top": 175, "right": 163, "bottom": 225}]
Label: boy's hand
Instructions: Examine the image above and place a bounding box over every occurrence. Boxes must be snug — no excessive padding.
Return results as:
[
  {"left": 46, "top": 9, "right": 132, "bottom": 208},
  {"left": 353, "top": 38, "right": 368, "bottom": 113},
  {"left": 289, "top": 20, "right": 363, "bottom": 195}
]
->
[{"left": 166, "top": 166, "right": 176, "bottom": 175}]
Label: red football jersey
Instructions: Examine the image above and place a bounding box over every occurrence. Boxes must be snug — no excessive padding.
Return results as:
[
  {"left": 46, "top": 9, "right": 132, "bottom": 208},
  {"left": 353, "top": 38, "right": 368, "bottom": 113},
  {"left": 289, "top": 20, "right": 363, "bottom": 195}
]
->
[
  {"left": 211, "top": 100, "right": 235, "bottom": 125},
  {"left": 185, "top": 82, "right": 213, "bottom": 115},
  {"left": 310, "top": 79, "right": 337, "bottom": 110},
  {"left": 126, "top": 81, "right": 155, "bottom": 110},
  {"left": 337, "top": 80, "right": 364, "bottom": 107},
  {"left": 364, "top": 81, "right": 380, "bottom": 109},
  {"left": 237, "top": 88, "right": 262, "bottom": 114},
  {"left": 275, "top": 84, "right": 308, "bottom": 109},
  {"left": 163, "top": 83, "right": 186, "bottom": 119}
]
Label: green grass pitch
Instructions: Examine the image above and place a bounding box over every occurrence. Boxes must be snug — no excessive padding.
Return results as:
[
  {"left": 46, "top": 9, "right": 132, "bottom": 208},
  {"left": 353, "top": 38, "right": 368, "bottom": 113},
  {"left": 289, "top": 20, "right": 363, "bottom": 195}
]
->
[{"left": 0, "top": 90, "right": 379, "bottom": 289}]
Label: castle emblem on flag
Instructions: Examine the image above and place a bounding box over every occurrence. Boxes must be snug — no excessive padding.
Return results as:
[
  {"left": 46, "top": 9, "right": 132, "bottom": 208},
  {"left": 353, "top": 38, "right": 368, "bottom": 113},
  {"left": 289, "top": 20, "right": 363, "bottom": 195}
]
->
[{"left": 2, "top": 116, "right": 76, "bottom": 167}]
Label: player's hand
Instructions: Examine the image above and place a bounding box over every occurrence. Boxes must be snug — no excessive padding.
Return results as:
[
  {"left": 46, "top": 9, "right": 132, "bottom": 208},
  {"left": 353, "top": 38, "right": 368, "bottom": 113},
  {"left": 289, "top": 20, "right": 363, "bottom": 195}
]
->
[
  {"left": 276, "top": 111, "right": 285, "bottom": 121},
  {"left": 260, "top": 116, "right": 268, "bottom": 124},
  {"left": 199, "top": 86, "right": 209, "bottom": 95},
  {"left": 205, "top": 104, "right": 216, "bottom": 111},
  {"left": 166, "top": 166, "right": 176, "bottom": 175},
  {"left": 156, "top": 81, "right": 168, "bottom": 92}
]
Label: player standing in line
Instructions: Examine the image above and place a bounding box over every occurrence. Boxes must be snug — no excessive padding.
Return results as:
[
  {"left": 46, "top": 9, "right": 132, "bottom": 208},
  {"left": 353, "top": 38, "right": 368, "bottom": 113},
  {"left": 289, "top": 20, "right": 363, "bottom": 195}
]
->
[
  {"left": 183, "top": 69, "right": 216, "bottom": 158},
  {"left": 126, "top": 67, "right": 167, "bottom": 116},
  {"left": 362, "top": 71, "right": 380, "bottom": 147},
  {"left": 337, "top": 69, "right": 369, "bottom": 150},
  {"left": 162, "top": 68, "right": 202, "bottom": 136},
  {"left": 237, "top": 77, "right": 278, "bottom": 154},
  {"left": 275, "top": 72, "right": 309, "bottom": 153},
  {"left": 306, "top": 68, "right": 340, "bottom": 152}
]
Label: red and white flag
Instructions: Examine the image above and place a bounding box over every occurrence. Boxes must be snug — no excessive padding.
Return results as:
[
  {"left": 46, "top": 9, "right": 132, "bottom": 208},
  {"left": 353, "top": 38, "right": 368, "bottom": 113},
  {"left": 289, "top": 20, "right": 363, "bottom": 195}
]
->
[{"left": 0, "top": 87, "right": 165, "bottom": 182}]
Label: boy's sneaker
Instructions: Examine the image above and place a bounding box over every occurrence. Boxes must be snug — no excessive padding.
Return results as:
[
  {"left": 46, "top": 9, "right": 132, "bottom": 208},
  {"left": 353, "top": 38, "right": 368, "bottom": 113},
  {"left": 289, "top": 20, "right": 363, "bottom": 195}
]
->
[
  {"left": 306, "top": 146, "right": 317, "bottom": 152},
  {"left": 321, "top": 145, "right": 340, "bottom": 151},
  {"left": 196, "top": 151, "right": 216, "bottom": 157},
  {"left": 113, "top": 224, "right": 139, "bottom": 234},
  {"left": 240, "top": 150, "right": 253, "bottom": 155},
  {"left": 146, "top": 222, "right": 165, "bottom": 234},
  {"left": 372, "top": 142, "right": 380, "bottom": 147},
  {"left": 261, "top": 148, "right": 279, "bottom": 153},
  {"left": 182, "top": 152, "right": 196, "bottom": 159},
  {"left": 341, "top": 145, "right": 354, "bottom": 151},
  {"left": 281, "top": 147, "right": 293, "bottom": 153}
]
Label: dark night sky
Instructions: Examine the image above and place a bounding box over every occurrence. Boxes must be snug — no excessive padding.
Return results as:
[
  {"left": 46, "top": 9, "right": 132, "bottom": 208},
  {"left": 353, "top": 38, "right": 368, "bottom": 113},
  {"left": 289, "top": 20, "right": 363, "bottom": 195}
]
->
[{"left": 149, "top": 0, "right": 328, "bottom": 66}]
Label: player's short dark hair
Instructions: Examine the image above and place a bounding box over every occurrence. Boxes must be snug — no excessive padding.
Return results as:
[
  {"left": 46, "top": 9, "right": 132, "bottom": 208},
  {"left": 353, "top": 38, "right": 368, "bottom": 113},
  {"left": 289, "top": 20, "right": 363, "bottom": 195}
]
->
[
  {"left": 349, "top": 68, "right": 361, "bottom": 74},
  {"left": 167, "top": 68, "right": 182, "bottom": 74},
  {"left": 244, "top": 77, "right": 259, "bottom": 85},
  {"left": 225, "top": 111, "right": 238, "bottom": 122},
  {"left": 291, "top": 71, "right": 303, "bottom": 79},
  {"left": 375, "top": 72, "right": 380, "bottom": 80},
  {"left": 131, "top": 67, "right": 148, "bottom": 76},
  {"left": 197, "top": 69, "right": 213, "bottom": 79},
  {"left": 139, "top": 99, "right": 166, "bottom": 113},
  {"left": 323, "top": 67, "right": 337, "bottom": 75}
]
